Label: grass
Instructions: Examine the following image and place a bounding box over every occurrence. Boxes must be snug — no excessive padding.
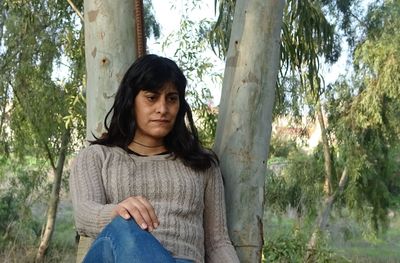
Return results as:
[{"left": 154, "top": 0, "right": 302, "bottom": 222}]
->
[
  {"left": 263, "top": 210, "right": 400, "bottom": 262},
  {"left": 0, "top": 198, "right": 77, "bottom": 263},
  {"left": 329, "top": 212, "right": 400, "bottom": 263}
]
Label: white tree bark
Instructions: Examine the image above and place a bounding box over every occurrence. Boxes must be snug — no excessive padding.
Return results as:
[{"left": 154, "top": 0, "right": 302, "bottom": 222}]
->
[
  {"left": 84, "top": 0, "right": 137, "bottom": 140},
  {"left": 213, "top": 0, "right": 285, "bottom": 261}
]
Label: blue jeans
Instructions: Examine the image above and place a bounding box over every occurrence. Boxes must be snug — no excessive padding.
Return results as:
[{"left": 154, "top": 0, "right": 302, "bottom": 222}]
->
[{"left": 83, "top": 216, "right": 194, "bottom": 263}]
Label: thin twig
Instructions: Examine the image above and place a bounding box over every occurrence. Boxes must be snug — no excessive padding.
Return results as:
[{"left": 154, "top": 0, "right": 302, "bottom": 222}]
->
[{"left": 67, "top": 0, "right": 84, "bottom": 22}]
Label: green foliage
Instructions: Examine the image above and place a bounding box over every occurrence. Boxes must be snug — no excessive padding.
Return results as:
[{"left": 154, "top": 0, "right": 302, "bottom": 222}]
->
[
  {"left": 352, "top": 0, "right": 400, "bottom": 131},
  {"left": 0, "top": 0, "right": 85, "bottom": 258},
  {"left": 0, "top": 155, "right": 46, "bottom": 247},
  {"left": 0, "top": 0, "right": 86, "bottom": 159},
  {"left": 162, "top": 3, "right": 221, "bottom": 147},
  {"left": 322, "top": 0, "right": 400, "bottom": 234},
  {"left": 194, "top": 106, "right": 218, "bottom": 148},
  {"left": 264, "top": 232, "right": 336, "bottom": 263},
  {"left": 269, "top": 136, "right": 298, "bottom": 159},
  {"left": 144, "top": 0, "right": 161, "bottom": 39},
  {"left": 263, "top": 229, "right": 308, "bottom": 262},
  {"left": 209, "top": 0, "right": 399, "bottom": 258},
  {"left": 279, "top": 0, "right": 339, "bottom": 95},
  {"left": 263, "top": 215, "right": 336, "bottom": 262},
  {"left": 267, "top": 147, "right": 325, "bottom": 219},
  {"left": 209, "top": 0, "right": 235, "bottom": 58}
]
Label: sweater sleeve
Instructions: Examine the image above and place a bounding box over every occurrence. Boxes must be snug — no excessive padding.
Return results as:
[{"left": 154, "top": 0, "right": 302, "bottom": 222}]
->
[
  {"left": 69, "top": 145, "right": 117, "bottom": 238},
  {"left": 204, "top": 165, "right": 240, "bottom": 263}
]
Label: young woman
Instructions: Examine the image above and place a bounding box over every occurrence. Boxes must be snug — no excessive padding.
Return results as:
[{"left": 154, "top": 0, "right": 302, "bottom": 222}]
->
[{"left": 70, "top": 54, "right": 239, "bottom": 263}]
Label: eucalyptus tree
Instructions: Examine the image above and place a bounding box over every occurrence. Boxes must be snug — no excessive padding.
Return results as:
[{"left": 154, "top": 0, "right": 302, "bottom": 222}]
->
[
  {"left": 306, "top": 0, "right": 400, "bottom": 257},
  {"left": 303, "top": 0, "right": 400, "bottom": 248},
  {"left": 211, "top": 0, "right": 285, "bottom": 261},
  {"left": 207, "top": 0, "right": 396, "bottom": 259},
  {"left": 210, "top": 0, "right": 346, "bottom": 180},
  {"left": 84, "top": 0, "right": 138, "bottom": 140},
  {"left": 210, "top": 1, "right": 399, "bottom": 260},
  {"left": 209, "top": 0, "right": 350, "bottom": 259}
]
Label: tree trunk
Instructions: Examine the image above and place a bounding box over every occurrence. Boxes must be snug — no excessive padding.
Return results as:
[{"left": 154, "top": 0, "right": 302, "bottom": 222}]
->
[
  {"left": 84, "top": 0, "right": 137, "bottom": 140},
  {"left": 213, "top": 0, "right": 285, "bottom": 261},
  {"left": 75, "top": 1, "right": 138, "bottom": 260},
  {"left": 0, "top": 85, "right": 9, "bottom": 155},
  {"left": 305, "top": 168, "right": 348, "bottom": 261},
  {"left": 36, "top": 129, "right": 70, "bottom": 262},
  {"left": 317, "top": 102, "right": 333, "bottom": 196}
]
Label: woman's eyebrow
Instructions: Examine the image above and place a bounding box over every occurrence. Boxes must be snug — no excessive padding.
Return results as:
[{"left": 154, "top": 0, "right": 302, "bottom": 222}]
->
[
  {"left": 143, "top": 90, "right": 159, "bottom": 94},
  {"left": 142, "top": 90, "right": 178, "bottom": 95}
]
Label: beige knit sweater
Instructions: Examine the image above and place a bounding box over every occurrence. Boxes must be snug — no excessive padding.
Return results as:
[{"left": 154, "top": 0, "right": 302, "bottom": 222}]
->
[{"left": 70, "top": 144, "right": 239, "bottom": 263}]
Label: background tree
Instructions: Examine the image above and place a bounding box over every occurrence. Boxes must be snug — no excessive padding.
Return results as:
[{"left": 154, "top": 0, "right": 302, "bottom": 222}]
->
[
  {"left": 326, "top": 0, "right": 400, "bottom": 232},
  {"left": 0, "top": 1, "right": 85, "bottom": 261}
]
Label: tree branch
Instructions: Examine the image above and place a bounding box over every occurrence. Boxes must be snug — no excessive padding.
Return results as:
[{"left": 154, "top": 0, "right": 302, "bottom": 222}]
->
[
  {"left": 305, "top": 167, "right": 348, "bottom": 261},
  {"left": 350, "top": 11, "right": 368, "bottom": 29},
  {"left": 67, "top": 0, "right": 84, "bottom": 22}
]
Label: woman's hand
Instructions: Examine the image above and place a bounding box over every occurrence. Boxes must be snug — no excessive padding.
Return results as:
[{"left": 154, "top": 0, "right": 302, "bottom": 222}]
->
[{"left": 112, "top": 196, "right": 159, "bottom": 231}]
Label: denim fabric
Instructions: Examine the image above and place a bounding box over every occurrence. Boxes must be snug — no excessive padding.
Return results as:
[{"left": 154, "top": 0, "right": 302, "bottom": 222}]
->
[{"left": 83, "top": 216, "right": 194, "bottom": 263}]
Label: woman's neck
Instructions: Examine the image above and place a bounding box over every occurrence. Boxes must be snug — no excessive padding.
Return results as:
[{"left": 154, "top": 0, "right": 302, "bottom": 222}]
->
[{"left": 128, "top": 139, "right": 167, "bottom": 156}]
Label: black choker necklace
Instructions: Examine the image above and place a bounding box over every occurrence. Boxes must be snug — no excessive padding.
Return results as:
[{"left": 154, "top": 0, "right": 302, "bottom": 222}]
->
[{"left": 132, "top": 140, "right": 164, "bottom": 148}]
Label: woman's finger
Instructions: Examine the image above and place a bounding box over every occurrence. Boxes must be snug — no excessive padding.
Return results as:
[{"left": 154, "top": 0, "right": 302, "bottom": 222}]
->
[
  {"left": 113, "top": 205, "right": 131, "bottom": 220},
  {"left": 136, "top": 196, "right": 159, "bottom": 228},
  {"left": 115, "top": 196, "right": 158, "bottom": 231}
]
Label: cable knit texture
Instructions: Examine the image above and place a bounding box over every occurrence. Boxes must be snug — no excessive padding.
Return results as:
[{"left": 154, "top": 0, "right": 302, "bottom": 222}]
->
[{"left": 70, "top": 144, "right": 239, "bottom": 263}]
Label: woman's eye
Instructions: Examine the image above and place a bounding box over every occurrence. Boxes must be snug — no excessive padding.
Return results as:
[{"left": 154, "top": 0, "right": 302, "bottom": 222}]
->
[
  {"left": 168, "top": 96, "right": 179, "bottom": 103},
  {"left": 146, "top": 96, "right": 156, "bottom": 101}
]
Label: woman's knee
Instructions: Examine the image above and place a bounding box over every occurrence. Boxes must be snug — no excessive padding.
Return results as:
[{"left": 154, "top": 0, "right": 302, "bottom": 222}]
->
[
  {"left": 83, "top": 237, "right": 114, "bottom": 263},
  {"left": 92, "top": 217, "right": 174, "bottom": 262},
  {"left": 103, "top": 217, "right": 146, "bottom": 244},
  {"left": 109, "top": 216, "right": 140, "bottom": 230}
]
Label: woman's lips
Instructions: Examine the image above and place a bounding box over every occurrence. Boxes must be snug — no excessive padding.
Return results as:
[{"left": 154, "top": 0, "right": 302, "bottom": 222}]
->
[{"left": 151, "top": 119, "right": 170, "bottom": 124}]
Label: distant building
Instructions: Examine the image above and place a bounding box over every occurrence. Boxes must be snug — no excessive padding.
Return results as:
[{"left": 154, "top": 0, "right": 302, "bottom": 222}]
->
[{"left": 272, "top": 113, "right": 327, "bottom": 152}]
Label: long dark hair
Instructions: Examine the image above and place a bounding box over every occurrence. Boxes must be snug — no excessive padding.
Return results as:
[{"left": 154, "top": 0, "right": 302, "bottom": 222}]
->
[{"left": 91, "top": 54, "right": 217, "bottom": 171}]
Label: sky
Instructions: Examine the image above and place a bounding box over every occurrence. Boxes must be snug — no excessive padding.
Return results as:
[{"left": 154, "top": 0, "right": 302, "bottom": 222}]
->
[
  {"left": 51, "top": 0, "right": 373, "bottom": 105},
  {"left": 147, "top": 0, "right": 224, "bottom": 105},
  {"left": 146, "top": 0, "right": 375, "bottom": 106},
  {"left": 147, "top": 0, "right": 217, "bottom": 54},
  {"left": 147, "top": 0, "right": 345, "bottom": 105}
]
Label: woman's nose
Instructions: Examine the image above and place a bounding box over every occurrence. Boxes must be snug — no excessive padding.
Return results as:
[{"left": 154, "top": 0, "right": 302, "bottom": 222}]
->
[{"left": 156, "top": 99, "right": 168, "bottom": 114}]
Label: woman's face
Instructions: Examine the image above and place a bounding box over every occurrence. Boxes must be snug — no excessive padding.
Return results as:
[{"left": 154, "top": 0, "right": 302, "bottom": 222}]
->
[{"left": 133, "top": 82, "right": 180, "bottom": 143}]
